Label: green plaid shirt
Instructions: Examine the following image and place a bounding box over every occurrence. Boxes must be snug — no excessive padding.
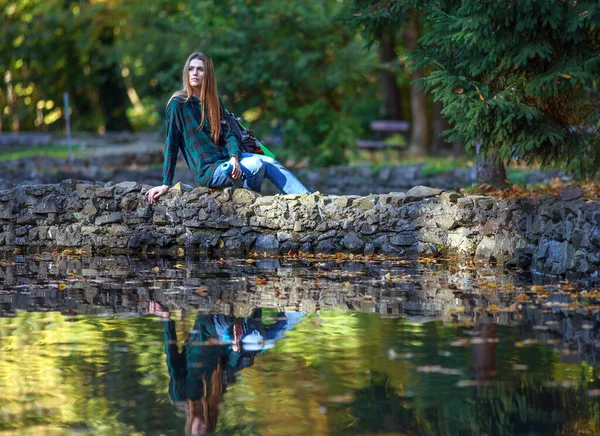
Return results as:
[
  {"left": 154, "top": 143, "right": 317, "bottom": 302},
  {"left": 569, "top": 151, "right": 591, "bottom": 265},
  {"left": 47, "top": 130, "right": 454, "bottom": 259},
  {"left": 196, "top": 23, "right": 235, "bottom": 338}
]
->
[{"left": 162, "top": 96, "right": 241, "bottom": 187}]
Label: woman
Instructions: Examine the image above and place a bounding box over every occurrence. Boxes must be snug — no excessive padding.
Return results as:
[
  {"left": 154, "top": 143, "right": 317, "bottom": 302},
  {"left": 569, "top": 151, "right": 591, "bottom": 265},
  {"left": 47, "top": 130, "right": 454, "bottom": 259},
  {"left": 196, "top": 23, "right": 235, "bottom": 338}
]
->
[{"left": 146, "top": 52, "right": 310, "bottom": 205}]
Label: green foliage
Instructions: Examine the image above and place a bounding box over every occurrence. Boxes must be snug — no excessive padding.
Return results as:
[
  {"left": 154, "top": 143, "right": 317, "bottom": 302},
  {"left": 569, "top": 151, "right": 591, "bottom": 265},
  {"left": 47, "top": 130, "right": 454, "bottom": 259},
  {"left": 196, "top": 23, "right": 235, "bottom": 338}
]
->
[
  {"left": 342, "top": 0, "right": 420, "bottom": 41},
  {"left": 0, "top": 0, "right": 380, "bottom": 166},
  {"left": 410, "top": 0, "right": 600, "bottom": 178}
]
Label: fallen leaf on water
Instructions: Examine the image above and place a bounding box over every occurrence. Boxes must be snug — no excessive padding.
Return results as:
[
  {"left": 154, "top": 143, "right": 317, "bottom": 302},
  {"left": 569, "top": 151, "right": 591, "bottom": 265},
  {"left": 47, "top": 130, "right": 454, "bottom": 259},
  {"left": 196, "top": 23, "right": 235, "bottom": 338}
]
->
[
  {"left": 326, "top": 394, "right": 355, "bottom": 404},
  {"left": 58, "top": 283, "right": 67, "bottom": 291},
  {"left": 515, "top": 339, "right": 538, "bottom": 347},
  {"left": 487, "top": 304, "right": 501, "bottom": 313},
  {"left": 450, "top": 339, "right": 469, "bottom": 347},
  {"left": 195, "top": 288, "right": 208, "bottom": 295},
  {"left": 174, "top": 264, "right": 185, "bottom": 269}
]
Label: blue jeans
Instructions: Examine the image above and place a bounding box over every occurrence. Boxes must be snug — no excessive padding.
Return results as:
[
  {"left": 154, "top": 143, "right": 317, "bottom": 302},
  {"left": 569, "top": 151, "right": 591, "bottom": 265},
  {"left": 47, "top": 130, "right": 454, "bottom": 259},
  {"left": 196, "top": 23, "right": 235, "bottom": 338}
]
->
[{"left": 210, "top": 152, "right": 310, "bottom": 195}]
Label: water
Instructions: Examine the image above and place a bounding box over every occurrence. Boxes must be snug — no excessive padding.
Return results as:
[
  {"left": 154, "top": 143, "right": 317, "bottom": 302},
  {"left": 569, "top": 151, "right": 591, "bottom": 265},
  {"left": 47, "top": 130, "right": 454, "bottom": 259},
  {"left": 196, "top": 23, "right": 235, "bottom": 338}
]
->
[{"left": 0, "top": 253, "right": 599, "bottom": 435}]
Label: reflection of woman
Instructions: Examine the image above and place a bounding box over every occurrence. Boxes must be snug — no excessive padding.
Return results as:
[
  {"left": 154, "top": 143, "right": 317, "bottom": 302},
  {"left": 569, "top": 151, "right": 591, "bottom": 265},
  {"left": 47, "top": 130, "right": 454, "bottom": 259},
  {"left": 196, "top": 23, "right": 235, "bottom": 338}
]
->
[
  {"left": 149, "top": 302, "right": 305, "bottom": 434},
  {"left": 159, "top": 310, "right": 244, "bottom": 434}
]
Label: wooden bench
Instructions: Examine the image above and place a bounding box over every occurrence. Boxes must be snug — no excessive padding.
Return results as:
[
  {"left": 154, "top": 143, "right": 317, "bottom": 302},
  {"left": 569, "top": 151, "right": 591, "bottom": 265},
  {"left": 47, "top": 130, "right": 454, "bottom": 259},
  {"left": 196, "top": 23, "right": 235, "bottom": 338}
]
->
[{"left": 357, "top": 120, "right": 410, "bottom": 159}]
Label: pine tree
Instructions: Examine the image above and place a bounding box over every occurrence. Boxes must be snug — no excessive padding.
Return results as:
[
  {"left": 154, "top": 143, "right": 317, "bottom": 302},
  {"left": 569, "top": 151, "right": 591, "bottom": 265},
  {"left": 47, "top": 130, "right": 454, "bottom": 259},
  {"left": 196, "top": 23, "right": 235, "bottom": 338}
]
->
[{"left": 410, "top": 0, "right": 600, "bottom": 183}]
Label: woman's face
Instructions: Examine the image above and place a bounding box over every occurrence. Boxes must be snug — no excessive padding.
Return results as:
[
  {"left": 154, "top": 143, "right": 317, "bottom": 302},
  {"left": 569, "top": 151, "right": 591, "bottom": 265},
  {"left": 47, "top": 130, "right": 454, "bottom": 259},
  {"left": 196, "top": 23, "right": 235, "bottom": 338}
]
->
[{"left": 188, "top": 59, "right": 205, "bottom": 94}]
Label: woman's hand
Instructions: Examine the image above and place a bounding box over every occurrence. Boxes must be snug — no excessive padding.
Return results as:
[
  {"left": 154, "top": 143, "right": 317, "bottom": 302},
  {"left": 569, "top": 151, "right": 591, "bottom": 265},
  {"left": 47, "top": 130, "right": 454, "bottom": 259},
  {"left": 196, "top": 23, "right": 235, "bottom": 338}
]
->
[
  {"left": 148, "top": 300, "right": 170, "bottom": 319},
  {"left": 229, "top": 156, "right": 242, "bottom": 179},
  {"left": 232, "top": 322, "right": 243, "bottom": 352},
  {"left": 146, "top": 184, "right": 170, "bottom": 205}
]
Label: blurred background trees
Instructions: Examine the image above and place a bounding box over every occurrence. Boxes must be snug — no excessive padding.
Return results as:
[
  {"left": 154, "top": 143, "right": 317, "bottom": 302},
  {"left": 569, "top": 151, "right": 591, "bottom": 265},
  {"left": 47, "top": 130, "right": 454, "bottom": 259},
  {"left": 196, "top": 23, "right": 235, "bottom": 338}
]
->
[{"left": 1, "top": 0, "right": 599, "bottom": 180}]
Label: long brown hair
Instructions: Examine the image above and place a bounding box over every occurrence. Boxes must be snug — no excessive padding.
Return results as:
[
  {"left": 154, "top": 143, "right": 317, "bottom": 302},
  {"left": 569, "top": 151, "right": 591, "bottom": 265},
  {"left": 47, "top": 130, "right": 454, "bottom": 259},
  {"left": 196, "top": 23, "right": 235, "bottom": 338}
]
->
[
  {"left": 169, "top": 52, "right": 222, "bottom": 143},
  {"left": 185, "top": 360, "right": 224, "bottom": 435}
]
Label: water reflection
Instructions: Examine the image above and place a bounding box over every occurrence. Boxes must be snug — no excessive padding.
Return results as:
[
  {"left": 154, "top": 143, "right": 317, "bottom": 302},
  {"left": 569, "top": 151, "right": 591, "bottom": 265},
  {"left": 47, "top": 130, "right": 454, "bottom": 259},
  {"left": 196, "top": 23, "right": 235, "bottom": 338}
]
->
[
  {"left": 150, "top": 302, "right": 305, "bottom": 434},
  {"left": 0, "top": 254, "right": 598, "bottom": 434}
]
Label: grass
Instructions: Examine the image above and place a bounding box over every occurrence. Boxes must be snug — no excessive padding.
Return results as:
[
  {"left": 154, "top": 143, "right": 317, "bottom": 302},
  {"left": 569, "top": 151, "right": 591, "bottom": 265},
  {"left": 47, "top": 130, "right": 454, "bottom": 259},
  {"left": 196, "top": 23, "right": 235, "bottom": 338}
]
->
[
  {"left": 350, "top": 151, "right": 474, "bottom": 177},
  {"left": 0, "top": 144, "right": 84, "bottom": 161}
]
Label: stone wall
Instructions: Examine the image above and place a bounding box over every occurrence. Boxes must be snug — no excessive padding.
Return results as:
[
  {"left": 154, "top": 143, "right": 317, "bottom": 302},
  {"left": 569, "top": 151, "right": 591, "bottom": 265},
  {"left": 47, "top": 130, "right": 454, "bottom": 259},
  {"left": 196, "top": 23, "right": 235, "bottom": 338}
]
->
[{"left": 0, "top": 179, "right": 599, "bottom": 281}]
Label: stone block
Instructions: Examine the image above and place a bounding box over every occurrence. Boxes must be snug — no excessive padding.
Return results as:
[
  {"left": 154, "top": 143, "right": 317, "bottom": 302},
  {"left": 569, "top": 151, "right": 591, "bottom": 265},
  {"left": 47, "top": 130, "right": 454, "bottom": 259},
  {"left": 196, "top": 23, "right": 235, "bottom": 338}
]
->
[
  {"left": 341, "top": 232, "right": 364, "bottom": 250},
  {"left": 254, "top": 234, "right": 280, "bottom": 251},
  {"left": 390, "top": 232, "right": 418, "bottom": 246},
  {"left": 560, "top": 184, "right": 583, "bottom": 202},
  {"left": 403, "top": 186, "right": 444, "bottom": 203},
  {"left": 32, "top": 196, "right": 59, "bottom": 214},
  {"left": 95, "top": 212, "right": 122, "bottom": 226},
  {"left": 232, "top": 189, "right": 259, "bottom": 205}
]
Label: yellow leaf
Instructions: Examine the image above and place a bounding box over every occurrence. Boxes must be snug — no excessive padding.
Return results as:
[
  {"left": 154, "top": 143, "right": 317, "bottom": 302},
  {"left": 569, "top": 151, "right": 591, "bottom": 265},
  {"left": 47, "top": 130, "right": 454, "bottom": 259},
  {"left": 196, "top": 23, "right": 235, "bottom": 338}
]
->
[
  {"left": 219, "top": 240, "right": 224, "bottom": 248},
  {"left": 561, "top": 74, "right": 571, "bottom": 79},
  {"left": 174, "top": 264, "right": 185, "bottom": 269},
  {"left": 475, "top": 85, "right": 484, "bottom": 101},
  {"left": 58, "top": 283, "right": 67, "bottom": 291},
  {"left": 246, "top": 259, "right": 256, "bottom": 264},
  {"left": 153, "top": 266, "right": 160, "bottom": 272},
  {"left": 195, "top": 287, "right": 208, "bottom": 295},
  {"left": 176, "top": 248, "right": 185, "bottom": 257}
]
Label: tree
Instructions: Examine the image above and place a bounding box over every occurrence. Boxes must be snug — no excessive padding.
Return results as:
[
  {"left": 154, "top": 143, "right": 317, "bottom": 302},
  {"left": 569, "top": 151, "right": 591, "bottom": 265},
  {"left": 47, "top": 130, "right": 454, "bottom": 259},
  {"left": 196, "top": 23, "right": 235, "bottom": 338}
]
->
[
  {"left": 343, "top": 0, "right": 431, "bottom": 156},
  {"left": 411, "top": 0, "right": 600, "bottom": 185}
]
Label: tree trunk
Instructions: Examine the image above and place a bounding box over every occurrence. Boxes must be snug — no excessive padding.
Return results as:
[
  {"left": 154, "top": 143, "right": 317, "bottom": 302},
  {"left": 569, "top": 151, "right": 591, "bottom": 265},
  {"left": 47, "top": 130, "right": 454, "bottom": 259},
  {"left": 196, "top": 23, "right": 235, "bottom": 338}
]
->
[
  {"left": 431, "top": 100, "right": 447, "bottom": 155},
  {"left": 5, "top": 71, "right": 19, "bottom": 132},
  {"left": 97, "top": 29, "right": 132, "bottom": 132},
  {"left": 378, "top": 32, "right": 402, "bottom": 120},
  {"left": 405, "top": 18, "right": 429, "bottom": 156},
  {"left": 476, "top": 140, "right": 508, "bottom": 188}
]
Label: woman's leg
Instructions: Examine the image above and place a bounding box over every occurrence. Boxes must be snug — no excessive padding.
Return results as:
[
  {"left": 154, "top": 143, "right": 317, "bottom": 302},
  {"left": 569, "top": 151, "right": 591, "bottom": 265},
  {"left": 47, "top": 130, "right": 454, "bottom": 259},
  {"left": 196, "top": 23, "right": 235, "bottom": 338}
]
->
[
  {"left": 240, "top": 153, "right": 310, "bottom": 195},
  {"left": 210, "top": 156, "right": 265, "bottom": 191},
  {"left": 238, "top": 154, "right": 266, "bottom": 192}
]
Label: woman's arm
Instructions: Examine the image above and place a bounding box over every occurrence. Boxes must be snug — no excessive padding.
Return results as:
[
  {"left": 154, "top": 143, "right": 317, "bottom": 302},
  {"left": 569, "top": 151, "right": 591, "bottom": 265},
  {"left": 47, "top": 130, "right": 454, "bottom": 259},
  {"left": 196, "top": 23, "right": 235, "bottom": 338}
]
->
[
  {"left": 146, "top": 100, "right": 182, "bottom": 204},
  {"left": 222, "top": 106, "right": 243, "bottom": 178}
]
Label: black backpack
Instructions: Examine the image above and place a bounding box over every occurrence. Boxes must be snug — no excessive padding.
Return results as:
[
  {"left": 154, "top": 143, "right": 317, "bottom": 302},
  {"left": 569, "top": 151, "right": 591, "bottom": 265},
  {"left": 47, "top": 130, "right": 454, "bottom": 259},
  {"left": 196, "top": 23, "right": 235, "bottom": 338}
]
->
[{"left": 222, "top": 109, "right": 264, "bottom": 155}]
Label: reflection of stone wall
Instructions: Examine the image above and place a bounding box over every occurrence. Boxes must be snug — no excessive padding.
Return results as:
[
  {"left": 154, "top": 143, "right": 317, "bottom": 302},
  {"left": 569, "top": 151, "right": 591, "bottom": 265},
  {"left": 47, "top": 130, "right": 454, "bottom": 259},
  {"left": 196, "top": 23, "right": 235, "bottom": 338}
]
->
[
  {"left": 1, "top": 255, "right": 598, "bottom": 364},
  {"left": 0, "top": 180, "right": 599, "bottom": 280}
]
